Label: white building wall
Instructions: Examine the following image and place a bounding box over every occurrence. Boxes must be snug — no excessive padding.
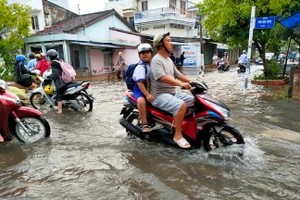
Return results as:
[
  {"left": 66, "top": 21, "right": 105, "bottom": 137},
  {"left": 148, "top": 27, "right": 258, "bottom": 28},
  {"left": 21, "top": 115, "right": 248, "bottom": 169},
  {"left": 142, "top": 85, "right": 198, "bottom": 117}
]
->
[
  {"left": 7, "top": 0, "right": 69, "bottom": 33},
  {"left": 75, "top": 15, "right": 134, "bottom": 42}
]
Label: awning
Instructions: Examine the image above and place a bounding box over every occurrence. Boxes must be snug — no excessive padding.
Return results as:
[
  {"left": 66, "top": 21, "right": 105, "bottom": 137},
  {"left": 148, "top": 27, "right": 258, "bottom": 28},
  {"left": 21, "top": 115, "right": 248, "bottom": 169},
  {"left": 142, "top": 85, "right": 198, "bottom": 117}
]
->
[
  {"left": 277, "top": 12, "right": 300, "bottom": 28},
  {"left": 70, "top": 42, "right": 121, "bottom": 48}
]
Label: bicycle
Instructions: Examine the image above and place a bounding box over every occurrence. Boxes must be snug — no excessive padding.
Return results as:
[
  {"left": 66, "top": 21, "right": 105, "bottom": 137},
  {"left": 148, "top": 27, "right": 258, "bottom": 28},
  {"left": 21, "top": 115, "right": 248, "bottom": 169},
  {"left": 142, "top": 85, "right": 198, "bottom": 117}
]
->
[{"left": 107, "top": 65, "right": 126, "bottom": 82}]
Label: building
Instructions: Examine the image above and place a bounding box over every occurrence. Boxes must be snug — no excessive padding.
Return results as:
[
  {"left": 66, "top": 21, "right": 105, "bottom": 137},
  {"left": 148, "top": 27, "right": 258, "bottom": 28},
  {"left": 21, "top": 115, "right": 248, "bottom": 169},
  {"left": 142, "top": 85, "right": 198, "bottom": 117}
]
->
[
  {"left": 8, "top": 0, "right": 70, "bottom": 34},
  {"left": 105, "top": 0, "right": 221, "bottom": 71}
]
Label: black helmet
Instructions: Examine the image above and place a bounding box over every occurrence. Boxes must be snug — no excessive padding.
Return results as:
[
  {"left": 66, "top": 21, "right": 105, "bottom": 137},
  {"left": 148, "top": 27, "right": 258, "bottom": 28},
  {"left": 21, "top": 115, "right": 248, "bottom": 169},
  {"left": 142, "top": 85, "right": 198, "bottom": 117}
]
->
[
  {"left": 28, "top": 52, "right": 35, "bottom": 59},
  {"left": 47, "top": 49, "right": 58, "bottom": 57}
]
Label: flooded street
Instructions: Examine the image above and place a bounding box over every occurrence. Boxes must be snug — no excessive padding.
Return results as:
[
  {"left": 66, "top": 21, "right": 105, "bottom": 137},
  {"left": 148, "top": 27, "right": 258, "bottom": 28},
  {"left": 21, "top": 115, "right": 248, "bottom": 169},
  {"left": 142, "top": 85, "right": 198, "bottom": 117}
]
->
[{"left": 1, "top": 65, "right": 300, "bottom": 200}]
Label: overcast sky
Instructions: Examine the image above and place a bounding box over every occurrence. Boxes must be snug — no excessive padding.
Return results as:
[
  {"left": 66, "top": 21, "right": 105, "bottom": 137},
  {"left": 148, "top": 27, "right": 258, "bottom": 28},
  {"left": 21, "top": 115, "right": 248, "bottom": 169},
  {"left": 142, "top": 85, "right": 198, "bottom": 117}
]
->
[{"left": 69, "top": 0, "right": 109, "bottom": 14}]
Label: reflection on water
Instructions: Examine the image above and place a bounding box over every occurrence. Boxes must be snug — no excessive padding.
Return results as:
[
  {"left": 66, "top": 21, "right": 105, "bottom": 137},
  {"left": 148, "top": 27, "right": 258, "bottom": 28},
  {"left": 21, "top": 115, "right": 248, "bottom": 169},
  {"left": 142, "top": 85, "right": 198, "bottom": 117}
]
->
[{"left": 1, "top": 67, "right": 300, "bottom": 199}]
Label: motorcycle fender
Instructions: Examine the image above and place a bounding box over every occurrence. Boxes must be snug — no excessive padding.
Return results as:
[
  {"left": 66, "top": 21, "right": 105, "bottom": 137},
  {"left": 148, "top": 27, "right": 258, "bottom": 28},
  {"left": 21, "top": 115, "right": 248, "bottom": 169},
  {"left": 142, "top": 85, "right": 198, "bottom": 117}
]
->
[
  {"left": 32, "top": 86, "right": 44, "bottom": 94},
  {"left": 120, "top": 104, "right": 134, "bottom": 118},
  {"left": 12, "top": 106, "right": 42, "bottom": 119}
]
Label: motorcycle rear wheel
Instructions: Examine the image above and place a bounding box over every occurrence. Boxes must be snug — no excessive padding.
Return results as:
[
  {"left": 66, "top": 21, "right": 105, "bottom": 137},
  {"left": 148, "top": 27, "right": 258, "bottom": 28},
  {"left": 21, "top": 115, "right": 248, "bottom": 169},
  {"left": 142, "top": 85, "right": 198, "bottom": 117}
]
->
[
  {"left": 75, "top": 93, "right": 93, "bottom": 112},
  {"left": 203, "top": 126, "right": 244, "bottom": 151},
  {"left": 30, "top": 92, "right": 51, "bottom": 110},
  {"left": 12, "top": 116, "right": 51, "bottom": 143}
]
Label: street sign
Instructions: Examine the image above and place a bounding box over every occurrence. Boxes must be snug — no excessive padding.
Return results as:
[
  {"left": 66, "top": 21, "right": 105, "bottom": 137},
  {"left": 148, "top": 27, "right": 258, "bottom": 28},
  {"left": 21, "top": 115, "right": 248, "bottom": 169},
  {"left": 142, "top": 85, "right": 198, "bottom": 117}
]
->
[{"left": 255, "top": 17, "right": 275, "bottom": 29}]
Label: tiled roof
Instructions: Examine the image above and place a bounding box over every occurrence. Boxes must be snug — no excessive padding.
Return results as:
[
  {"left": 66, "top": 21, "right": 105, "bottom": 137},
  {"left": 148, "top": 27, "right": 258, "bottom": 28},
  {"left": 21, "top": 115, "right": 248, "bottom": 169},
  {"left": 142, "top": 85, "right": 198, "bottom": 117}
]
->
[{"left": 33, "top": 9, "right": 135, "bottom": 36}]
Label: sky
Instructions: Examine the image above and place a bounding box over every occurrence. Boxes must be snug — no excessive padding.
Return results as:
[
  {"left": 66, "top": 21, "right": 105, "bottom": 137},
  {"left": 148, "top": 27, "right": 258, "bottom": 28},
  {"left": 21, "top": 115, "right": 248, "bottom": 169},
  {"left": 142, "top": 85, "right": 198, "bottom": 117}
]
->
[{"left": 69, "top": 0, "right": 109, "bottom": 14}]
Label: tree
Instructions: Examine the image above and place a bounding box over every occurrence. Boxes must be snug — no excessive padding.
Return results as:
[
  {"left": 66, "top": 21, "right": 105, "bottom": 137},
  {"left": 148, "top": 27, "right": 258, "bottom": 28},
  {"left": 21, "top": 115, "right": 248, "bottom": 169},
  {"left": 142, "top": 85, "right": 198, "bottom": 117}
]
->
[
  {"left": 198, "top": 0, "right": 300, "bottom": 77},
  {"left": 0, "top": 0, "right": 31, "bottom": 73}
]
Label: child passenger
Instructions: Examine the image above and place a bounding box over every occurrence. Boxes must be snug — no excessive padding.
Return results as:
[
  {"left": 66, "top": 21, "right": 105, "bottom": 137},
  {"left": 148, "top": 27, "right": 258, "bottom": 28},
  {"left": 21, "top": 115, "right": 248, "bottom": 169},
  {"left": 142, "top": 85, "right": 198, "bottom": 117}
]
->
[{"left": 132, "top": 43, "right": 155, "bottom": 132}]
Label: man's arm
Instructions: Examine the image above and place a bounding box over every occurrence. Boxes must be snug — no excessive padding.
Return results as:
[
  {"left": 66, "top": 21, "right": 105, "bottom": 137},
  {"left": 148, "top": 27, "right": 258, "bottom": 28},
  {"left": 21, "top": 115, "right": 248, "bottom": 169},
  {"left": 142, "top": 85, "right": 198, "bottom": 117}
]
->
[{"left": 159, "top": 75, "right": 191, "bottom": 89}]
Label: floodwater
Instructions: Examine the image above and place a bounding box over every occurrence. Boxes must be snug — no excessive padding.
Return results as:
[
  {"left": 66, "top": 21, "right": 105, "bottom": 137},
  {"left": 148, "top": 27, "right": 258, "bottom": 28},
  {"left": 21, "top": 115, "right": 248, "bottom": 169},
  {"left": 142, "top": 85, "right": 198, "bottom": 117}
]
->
[{"left": 1, "top": 65, "right": 300, "bottom": 200}]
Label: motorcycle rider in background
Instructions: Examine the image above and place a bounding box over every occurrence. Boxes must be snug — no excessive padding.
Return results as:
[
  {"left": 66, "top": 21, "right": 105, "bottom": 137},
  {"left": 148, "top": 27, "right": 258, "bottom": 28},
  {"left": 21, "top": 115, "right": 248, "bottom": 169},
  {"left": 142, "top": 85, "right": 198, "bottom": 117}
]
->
[
  {"left": 14, "top": 55, "right": 38, "bottom": 90},
  {"left": 46, "top": 49, "right": 68, "bottom": 114},
  {"left": 238, "top": 50, "right": 247, "bottom": 72},
  {"left": 150, "top": 32, "right": 193, "bottom": 149}
]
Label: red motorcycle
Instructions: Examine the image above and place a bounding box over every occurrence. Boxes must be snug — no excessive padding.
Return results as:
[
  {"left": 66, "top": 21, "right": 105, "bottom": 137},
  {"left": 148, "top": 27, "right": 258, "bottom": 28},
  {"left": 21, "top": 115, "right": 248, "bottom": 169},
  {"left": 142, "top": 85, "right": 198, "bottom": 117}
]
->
[
  {"left": 119, "top": 78, "right": 244, "bottom": 151},
  {"left": 0, "top": 79, "right": 51, "bottom": 143}
]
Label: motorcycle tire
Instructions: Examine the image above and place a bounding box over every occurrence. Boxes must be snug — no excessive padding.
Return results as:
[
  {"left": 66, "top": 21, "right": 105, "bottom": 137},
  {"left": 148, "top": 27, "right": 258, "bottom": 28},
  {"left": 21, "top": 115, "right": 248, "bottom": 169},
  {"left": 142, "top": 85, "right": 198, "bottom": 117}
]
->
[
  {"left": 75, "top": 92, "right": 93, "bottom": 112},
  {"left": 11, "top": 116, "right": 51, "bottom": 143},
  {"left": 30, "top": 92, "right": 51, "bottom": 110},
  {"left": 203, "top": 126, "right": 244, "bottom": 151}
]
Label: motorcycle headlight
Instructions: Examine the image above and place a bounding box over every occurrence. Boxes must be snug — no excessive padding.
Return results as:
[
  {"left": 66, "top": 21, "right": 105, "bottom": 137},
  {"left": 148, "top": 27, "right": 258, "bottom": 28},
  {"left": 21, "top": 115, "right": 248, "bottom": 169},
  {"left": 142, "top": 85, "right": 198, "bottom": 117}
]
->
[{"left": 206, "top": 101, "right": 230, "bottom": 120}]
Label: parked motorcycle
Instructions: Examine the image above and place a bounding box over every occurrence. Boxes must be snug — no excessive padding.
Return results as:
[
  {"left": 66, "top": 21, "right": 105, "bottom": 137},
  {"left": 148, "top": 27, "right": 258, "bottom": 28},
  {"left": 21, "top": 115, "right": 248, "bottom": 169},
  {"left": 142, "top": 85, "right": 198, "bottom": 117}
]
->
[
  {"left": 0, "top": 79, "right": 51, "bottom": 143},
  {"left": 29, "top": 70, "right": 94, "bottom": 112},
  {"left": 237, "top": 63, "right": 246, "bottom": 73},
  {"left": 218, "top": 59, "right": 230, "bottom": 71},
  {"left": 119, "top": 78, "right": 245, "bottom": 151}
]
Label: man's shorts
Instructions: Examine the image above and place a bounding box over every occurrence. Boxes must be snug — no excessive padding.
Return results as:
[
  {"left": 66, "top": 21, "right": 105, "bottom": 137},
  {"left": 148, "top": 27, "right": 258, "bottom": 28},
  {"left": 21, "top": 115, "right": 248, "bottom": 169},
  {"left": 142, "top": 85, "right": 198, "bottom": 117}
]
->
[{"left": 151, "top": 92, "right": 194, "bottom": 116}]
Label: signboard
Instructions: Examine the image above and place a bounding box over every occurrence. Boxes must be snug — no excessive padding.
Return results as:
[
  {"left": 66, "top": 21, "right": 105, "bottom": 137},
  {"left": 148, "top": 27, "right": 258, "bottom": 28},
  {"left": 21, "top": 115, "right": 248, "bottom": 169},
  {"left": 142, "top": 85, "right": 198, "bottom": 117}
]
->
[
  {"left": 181, "top": 46, "right": 197, "bottom": 67},
  {"left": 255, "top": 17, "right": 275, "bottom": 29}
]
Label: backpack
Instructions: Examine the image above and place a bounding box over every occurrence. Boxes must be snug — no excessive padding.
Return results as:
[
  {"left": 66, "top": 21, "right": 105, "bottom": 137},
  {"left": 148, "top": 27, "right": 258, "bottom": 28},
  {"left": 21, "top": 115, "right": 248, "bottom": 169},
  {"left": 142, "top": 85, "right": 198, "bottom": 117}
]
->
[
  {"left": 125, "top": 62, "right": 147, "bottom": 90},
  {"left": 53, "top": 60, "right": 76, "bottom": 83}
]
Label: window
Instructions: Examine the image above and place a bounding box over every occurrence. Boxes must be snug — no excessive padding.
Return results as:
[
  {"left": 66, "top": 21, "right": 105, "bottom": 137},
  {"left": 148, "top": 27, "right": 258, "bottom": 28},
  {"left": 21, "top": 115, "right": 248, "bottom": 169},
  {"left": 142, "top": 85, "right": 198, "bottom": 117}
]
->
[
  {"left": 154, "top": 25, "right": 164, "bottom": 29},
  {"left": 31, "top": 16, "right": 39, "bottom": 30},
  {"left": 70, "top": 49, "right": 80, "bottom": 70},
  {"left": 141, "top": 1, "right": 148, "bottom": 11},
  {"left": 180, "top": 0, "right": 186, "bottom": 14},
  {"left": 169, "top": 0, "right": 176, "bottom": 10},
  {"left": 170, "top": 23, "right": 184, "bottom": 29}
]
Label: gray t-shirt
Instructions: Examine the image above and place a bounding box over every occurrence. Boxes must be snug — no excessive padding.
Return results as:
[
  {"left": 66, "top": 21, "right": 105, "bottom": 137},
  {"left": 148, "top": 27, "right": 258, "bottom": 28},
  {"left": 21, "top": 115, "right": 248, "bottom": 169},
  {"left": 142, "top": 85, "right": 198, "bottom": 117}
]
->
[{"left": 150, "top": 53, "right": 181, "bottom": 97}]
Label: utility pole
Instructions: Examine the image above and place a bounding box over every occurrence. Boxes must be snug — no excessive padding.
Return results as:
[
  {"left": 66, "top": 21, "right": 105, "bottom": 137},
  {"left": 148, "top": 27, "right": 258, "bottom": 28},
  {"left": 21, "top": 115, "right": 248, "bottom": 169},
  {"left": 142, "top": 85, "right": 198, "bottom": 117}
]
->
[
  {"left": 199, "top": 15, "right": 205, "bottom": 73},
  {"left": 244, "top": 6, "right": 255, "bottom": 93}
]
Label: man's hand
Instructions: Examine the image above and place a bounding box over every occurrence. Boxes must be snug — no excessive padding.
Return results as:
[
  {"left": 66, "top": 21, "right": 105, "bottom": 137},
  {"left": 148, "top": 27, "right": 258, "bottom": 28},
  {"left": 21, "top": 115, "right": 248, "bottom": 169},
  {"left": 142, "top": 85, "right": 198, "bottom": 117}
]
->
[
  {"left": 146, "top": 94, "right": 155, "bottom": 102},
  {"left": 181, "top": 82, "right": 192, "bottom": 90}
]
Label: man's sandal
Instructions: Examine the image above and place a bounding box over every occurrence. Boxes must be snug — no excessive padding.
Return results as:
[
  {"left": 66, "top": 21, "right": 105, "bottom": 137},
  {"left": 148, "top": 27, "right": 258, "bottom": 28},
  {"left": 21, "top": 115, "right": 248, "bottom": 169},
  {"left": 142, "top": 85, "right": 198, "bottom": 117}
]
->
[{"left": 142, "top": 124, "right": 150, "bottom": 132}]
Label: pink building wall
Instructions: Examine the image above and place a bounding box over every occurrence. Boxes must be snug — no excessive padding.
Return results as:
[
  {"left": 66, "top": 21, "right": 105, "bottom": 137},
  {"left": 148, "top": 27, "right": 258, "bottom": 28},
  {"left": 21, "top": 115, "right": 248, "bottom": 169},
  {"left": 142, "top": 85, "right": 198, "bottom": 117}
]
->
[{"left": 88, "top": 30, "right": 143, "bottom": 75}]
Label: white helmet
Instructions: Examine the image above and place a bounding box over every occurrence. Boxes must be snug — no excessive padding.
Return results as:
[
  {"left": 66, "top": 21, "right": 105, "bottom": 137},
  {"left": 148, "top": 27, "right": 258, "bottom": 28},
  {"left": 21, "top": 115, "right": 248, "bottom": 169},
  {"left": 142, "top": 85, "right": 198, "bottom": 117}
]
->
[
  {"left": 242, "top": 50, "right": 246, "bottom": 54},
  {"left": 153, "top": 32, "right": 170, "bottom": 49},
  {"left": 138, "top": 43, "right": 153, "bottom": 53}
]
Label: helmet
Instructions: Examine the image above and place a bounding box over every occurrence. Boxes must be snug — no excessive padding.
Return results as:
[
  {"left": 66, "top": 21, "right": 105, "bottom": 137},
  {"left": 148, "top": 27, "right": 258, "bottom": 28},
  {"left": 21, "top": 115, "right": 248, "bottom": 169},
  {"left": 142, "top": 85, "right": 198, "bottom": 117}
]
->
[
  {"left": 138, "top": 43, "right": 153, "bottom": 53},
  {"left": 47, "top": 49, "right": 58, "bottom": 57},
  {"left": 28, "top": 52, "right": 35, "bottom": 59},
  {"left": 242, "top": 50, "right": 246, "bottom": 54},
  {"left": 35, "top": 54, "right": 41, "bottom": 59},
  {"left": 16, "top": 54, "right": 26, "bottom": 61},
  {"left": 153, "top": 32, "right": 170, "bottom": 49},
  {"left": 40, "top": 53, "right": 47, "bottom": 59},
  {"left": 44, "top": 85, "right": 54, "bottom": 95}
]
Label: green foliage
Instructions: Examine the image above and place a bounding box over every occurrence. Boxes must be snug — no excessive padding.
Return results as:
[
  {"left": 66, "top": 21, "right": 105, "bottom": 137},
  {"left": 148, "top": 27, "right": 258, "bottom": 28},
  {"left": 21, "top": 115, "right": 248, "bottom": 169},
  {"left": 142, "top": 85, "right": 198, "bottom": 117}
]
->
[
  {"left": 0, "top": 0, "right": 31, "bottom": 72},
  {"left": 198, "top": 0, "right": 300, "bottom": 75},
  {"left": 253, "top": 60, "right": 281, "bottom": 80}
]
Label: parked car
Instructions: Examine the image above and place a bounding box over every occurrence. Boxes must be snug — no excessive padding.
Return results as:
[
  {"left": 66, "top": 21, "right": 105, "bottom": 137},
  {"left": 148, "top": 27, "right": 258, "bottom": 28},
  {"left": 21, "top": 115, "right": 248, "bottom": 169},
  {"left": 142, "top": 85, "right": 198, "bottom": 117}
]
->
[{"left": 255, "top": 57, "right": 263, "bottom": 65}]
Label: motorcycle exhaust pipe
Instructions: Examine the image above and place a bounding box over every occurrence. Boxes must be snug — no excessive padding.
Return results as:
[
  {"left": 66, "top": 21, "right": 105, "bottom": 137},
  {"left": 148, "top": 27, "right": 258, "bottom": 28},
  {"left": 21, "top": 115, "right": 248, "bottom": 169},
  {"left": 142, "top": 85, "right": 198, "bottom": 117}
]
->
[{"left": 119, "top": 118, "right": 145, "bottom": 139}]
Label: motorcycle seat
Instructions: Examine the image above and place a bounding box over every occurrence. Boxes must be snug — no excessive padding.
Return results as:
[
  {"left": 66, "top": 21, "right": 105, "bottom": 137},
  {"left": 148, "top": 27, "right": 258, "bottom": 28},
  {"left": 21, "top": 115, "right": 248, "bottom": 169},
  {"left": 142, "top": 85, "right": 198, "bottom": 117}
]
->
[
  {"left": 125, "top": 89, "right": 185, "bottom": 117},
  {"left": 65, "top": 81, "right": 86, "bottom": 88}
]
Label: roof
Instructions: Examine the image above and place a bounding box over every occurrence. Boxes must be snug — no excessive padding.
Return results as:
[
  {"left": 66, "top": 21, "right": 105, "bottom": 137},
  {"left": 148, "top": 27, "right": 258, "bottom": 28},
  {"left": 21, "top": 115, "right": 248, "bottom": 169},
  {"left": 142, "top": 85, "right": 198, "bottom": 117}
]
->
[{"left": 32, "top": 9, "right": 137, "bottom": 36}]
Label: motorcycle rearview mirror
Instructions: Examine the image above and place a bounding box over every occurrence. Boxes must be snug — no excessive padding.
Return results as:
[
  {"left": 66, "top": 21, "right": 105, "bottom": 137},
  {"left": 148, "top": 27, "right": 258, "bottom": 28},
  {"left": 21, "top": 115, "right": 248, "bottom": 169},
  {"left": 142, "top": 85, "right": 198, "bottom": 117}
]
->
[{"left": 0, "top": 79, "right": 8, "bottom": 91}]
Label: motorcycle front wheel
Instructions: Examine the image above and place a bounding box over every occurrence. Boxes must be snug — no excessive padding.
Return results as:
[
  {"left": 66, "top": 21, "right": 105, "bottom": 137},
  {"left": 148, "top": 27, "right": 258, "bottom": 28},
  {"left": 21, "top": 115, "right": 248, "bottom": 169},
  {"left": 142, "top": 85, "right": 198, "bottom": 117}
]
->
[
  {"left": 30, "top": 92, "right": 51, "bottom": 110},
  {"left": 12, "top": 116, "right": 51, "bottom": 143},
  {"left": 75, "top": 92, "right": 93, "bottom": 112},
  {"left": 203, "top": 126, "right": 244, "bottom": 151}
]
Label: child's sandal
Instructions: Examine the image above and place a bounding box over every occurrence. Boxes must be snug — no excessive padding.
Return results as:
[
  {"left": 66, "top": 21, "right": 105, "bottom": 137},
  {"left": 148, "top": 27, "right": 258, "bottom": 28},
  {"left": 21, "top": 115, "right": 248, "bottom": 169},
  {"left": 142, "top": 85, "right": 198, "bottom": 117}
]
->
[{"left": 142, "top": 124, "right": 150, "bottom": 132}]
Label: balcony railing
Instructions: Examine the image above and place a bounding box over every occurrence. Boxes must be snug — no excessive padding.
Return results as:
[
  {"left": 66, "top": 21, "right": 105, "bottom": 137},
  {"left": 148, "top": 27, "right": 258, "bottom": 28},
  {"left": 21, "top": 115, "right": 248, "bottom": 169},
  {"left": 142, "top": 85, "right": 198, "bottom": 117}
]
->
[{"left": 134, "top": 7, "right": 196, "bottom": 27}]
